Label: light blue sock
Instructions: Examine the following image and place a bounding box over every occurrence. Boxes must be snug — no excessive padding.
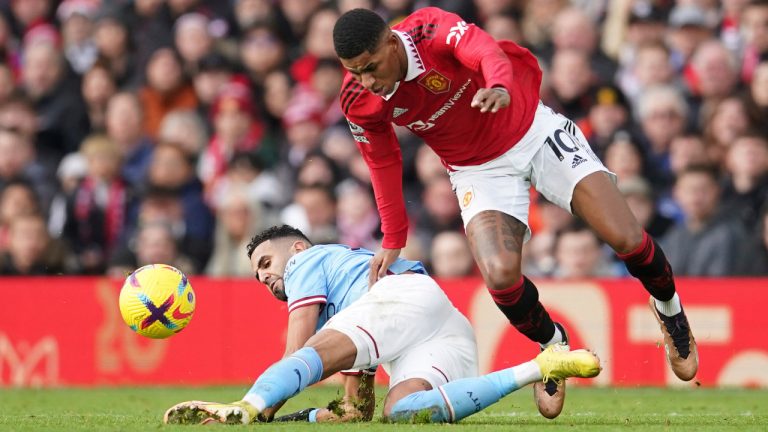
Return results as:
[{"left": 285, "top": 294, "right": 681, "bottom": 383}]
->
[
  {"left": 242, "top": 347, "right": 324, "bottom": 411},
  {"left": 388, "top": 361, "right": 541, "bottom": 423}
]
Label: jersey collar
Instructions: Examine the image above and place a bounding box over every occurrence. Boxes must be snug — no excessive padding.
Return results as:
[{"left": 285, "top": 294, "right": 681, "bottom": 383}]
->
[{"left": 382, "top": 30, "right": 426, "bottom": 100}]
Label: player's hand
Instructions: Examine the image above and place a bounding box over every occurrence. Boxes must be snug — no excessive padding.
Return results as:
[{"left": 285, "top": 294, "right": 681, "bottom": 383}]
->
[
  {"left": 471, "top": 87, "right": 510, "bottom": 113},
  {"left": 369, "top": 248, "right": 401, "bottom": 287}
]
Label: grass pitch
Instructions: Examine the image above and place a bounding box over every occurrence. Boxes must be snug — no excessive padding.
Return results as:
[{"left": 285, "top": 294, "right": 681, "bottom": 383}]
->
[{"left": 0, "top": 386, "right": 766, "bottom": 431}]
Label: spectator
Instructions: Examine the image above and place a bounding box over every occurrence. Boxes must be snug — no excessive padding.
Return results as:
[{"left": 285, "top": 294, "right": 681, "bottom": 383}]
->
[
  {"left": 666, "top": 4, "right": 716, "bottom": 71},
  {"left": 544, "top": 48, "right": 595, "bottom": 121},
  {"left": 623, "top": 41, "right": 676, "bottom": 107},
  {"left": 549, "top": 7, "right": 617, "bottom": 84},
  {"left": 174, "top": 13, "right": 214, "bottom": 73},
  {"left": 687, "top": 40, "right": 740, "bottom": 120},
  {"left": 552, "top": 221, "right": 621, "bottom": 279},
  {"left": 0, "top": 127, "right": 56, "bottom": 210},
  {"left": 158, "top": 109, "right": 208, "bottom": 159},
  {"left": 106, "top": 91, "right": 154, "bottom": 187},
  {"left": 336, "top": 179, "right": 379, "bottom": 250},
  {"left": 239, "top": 23, "right": 286, "bottom": 87},
  {"left": 577, "top": 84, "right": 632, "bottom": 159},
  {"left": 191, "top": 52, "right": 233, "bottom": 126},
  {"left": 523, "top": 196, "right": 574, "bottom": 277},
  {"left": 636, "top": 85, "right": 689, "bottom": 185},
  {"left": 702, "top": 96, "right": 751, "bottom": 166},
  {"left": 93, "top": 9, "right": 137, "bottom": 87},
  {"left": 144, "top": 142, "right": 214, "bottom": 270},
  {"left": 199, "top": 80, "right": 268, "bottom": 193},
  {"left": 429, "top": 230, "right": 475, "bottom": 279},
  {"left": 740, "top": 0, "right": 768, "bottom": 83},
  {"left": 736, "top": 204, "right": 768, "bottom": 275},
  {"left": 720, "top": 133, "right": 768, "bottom": 231},
  {"left": 745, "top": 61, "right": 768, "bottom": 136},
  {"left": 483, "top": 11, "right": 524, "bottom": 44},
  {"left": 208, "top": 152, "right": 286, "bottom": 212},
  {"left": 0, "top": 214, "right": 66, "bottom": 275},
  {"left": 79, "top": 61, "right": 117, "bottom": 134},
  {"left": 139, "top": 47, "right": 198, "bottom": 138},
  {"left": 603, "top": 133, "right": 645, "bottom": 182},
  {"left": 280, "top": 183, "right": 337, "bottom": 244},
  {"left": 618, "top": 176, "right": 674, "bottom": 239},
  {"left": 0, "top": 179, "right": 40, "bottom": 253},
  {"left": 57, "top": 0, "right": 99, "bottom": 74},
  {"left": 63, "top": 134, "right": 129, "bottom": 274},
  {"left": 108, "top": 221, "right": 196, "bottom": 277},
  {"left": 662, "top": 165, "right": 746, "bottom": 276},
  {"left": 206, "top": 186, "right": 268, "bottom": 277}
]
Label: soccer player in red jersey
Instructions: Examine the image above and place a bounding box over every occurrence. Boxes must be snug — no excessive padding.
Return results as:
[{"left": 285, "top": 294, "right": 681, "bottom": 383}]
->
[{"left": 333, "top": 7, "right": 698, "bottom": 418}]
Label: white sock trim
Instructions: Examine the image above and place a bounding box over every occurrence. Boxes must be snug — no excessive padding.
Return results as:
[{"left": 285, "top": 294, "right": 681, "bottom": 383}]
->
[
  {"left": 540, "top": 325, "right": 564, "bottom": 349},
  {"left": 513, "top": 361, "right": 544, "bottom": 387},
  {"left": 655, "top": 292, "right": 682, "bottom": 317},
  {"left": 242, "top": 394, "right": 266, "bottom": 412}
]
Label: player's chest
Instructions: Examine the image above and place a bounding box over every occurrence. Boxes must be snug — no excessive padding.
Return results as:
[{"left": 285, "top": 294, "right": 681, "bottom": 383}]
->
[{"left": 388, "top": 65, "right": 477, "bottom": 132}]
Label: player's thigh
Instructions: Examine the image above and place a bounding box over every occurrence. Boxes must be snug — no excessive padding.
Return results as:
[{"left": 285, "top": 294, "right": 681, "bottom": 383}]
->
[
  {"left": 323, "top": 274, "right": 456, "bottom": 369},
  {"left": 572, "top": 171, "right": 643, "bottom": 253},
  {"left": 304, "top": 329, "right": 358, "bottom": 379},
  {"left": 386, "top": 309, "right": 478, "bottom": 391},
  {"left": 530, "top": 117, "right": 614, "bottom": 213}
]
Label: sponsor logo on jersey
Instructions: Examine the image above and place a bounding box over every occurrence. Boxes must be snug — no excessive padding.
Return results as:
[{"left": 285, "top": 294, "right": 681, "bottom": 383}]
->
[
  {"left": 393, "top": 107, "right": 409, "bottom": 118},
  {"left": 347, "top": 119, "right": 369, "bottom": 143},
  {"left": 572, "top": 154, "right": 587, "bottom": 168},
  {"left": 461, "top": 187, "right": 474, "bottom": 209},
  {"left": 418, "top": 69, "right": 451, "bottom": 94},
  {"left": 446, "top": 21, "right": 468, "bottom": 47},
  {"left": 406, "top": 79, "right": 472, "bottom": 133}
]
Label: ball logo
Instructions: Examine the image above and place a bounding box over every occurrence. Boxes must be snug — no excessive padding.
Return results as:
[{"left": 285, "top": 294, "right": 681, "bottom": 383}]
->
[
  {"left": 418, "top": 69, "right": 451, "bottom": 94},
  {"left": 462, "top": 188, "right": 474, "bottom": 209}
]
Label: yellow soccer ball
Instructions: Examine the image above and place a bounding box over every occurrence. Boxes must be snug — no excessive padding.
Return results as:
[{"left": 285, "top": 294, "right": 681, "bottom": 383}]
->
[{"left": 118, "top": 264, "right": 195, "bottom": 339}]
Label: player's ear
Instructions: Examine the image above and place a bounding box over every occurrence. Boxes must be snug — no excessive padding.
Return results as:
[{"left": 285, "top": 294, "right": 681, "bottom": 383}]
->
[{"left": 292, "top": 240, "right": 309, "bottom": 253}]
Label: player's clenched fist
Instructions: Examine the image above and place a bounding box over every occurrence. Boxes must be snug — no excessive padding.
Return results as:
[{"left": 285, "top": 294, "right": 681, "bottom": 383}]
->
[
  {"left": 369, "top": 248, "right": 401, "bottom": 287},
  {"left": 471, "top": 87, "right": 510, "bottom": 113}
]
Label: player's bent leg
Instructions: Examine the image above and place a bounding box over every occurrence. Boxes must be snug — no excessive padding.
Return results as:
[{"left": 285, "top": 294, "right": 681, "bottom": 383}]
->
[
  {"left": 383, "top": 347, "right": 601, "bottom": 423},
  {"left": 571, "top": 172, "right": 698, "bottom": 380}
]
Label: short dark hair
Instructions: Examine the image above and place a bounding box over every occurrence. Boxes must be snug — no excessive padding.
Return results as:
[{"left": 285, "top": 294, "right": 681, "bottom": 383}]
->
[
  {"left": 246, "top": 225, "right": 312, "bottom": 259},
  {"left": 333, "top": 8, "right": 388, "bottom": 59}
]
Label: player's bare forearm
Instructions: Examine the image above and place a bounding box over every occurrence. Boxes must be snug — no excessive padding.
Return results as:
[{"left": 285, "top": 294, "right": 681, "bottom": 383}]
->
[{"left": 471, "top": 87, "right": 510, "bottom": 113}]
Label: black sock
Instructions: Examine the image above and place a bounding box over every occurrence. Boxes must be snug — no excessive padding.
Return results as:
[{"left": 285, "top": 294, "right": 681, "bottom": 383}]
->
[
  {"left": 489, "top": 276, "right": 556, "bottom": 344},
  {"left": 618, "top": 231, "right": 675, "bottom": 301}
]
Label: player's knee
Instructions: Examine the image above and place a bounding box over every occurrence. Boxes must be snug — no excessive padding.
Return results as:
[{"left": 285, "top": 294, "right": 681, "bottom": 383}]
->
[
  {"left": 613, "top": 226, "right": 645, "bottom": 255},
  {"left": 481, "top": 257, "right": 521, "bottom": 291}
]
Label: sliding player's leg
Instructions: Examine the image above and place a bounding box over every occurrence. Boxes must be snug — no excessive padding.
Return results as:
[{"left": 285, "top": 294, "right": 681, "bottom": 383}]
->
[
  {"left": 163, "top": 328, "right": 357, "bottom": 425},
  {"left": 384, "top": 344, "right": 601, "bottom": 423}
]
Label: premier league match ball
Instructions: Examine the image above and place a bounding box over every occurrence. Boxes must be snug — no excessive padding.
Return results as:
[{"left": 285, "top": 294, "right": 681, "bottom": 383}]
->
[{"left": 118, "top": 264, "right": 196, "bottom": 339}]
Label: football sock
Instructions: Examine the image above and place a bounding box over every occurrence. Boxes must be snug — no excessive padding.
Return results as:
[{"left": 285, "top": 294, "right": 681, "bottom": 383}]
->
[
  {"left": 388, "top": 361, "right": 542, "bottom": 423},
  {"left": 540, "top": 323, "right": 565, "bottom": 349},
  {"left": 617, "top": 231, "right": 676, "bottom": 302},
  {"left": 242, "top": 347, "right": 324, "bottom": 411},
  {"left": 654, "top": 292, "right": 682, "bottom": 317},
  {"left": 488, "top": 276, "right": 556, "bottom": 344}
]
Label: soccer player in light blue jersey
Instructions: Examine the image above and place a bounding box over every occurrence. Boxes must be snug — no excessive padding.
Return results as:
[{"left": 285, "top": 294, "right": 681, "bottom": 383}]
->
[{"left": 164, "top": 225, "right": 601, "bottom": 425}]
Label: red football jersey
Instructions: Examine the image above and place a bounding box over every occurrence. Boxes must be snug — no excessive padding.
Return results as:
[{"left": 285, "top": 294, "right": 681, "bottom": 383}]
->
[{"left": 341, "top": 7, "right": 542, "bottom": 248}]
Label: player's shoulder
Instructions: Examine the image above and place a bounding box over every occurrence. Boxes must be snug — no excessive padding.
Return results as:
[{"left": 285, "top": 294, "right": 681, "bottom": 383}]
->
[
  {"left": 340, "top": 75, "right": 387, "bottom": 123},
  {"left": 284, "top": 245, "right": 331, "bottom": 279}
]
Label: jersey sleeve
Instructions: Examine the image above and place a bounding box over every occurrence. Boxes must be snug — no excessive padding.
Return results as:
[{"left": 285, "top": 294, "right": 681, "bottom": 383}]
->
[
  {"left": 284, "top": 247, "right": 330, "bottom": 313},
  {"left": 342, "top": 84, "right": 409, "bottom": 249},
  {"left": 426, "top": 7, "right": 515, "bottom": 92}
]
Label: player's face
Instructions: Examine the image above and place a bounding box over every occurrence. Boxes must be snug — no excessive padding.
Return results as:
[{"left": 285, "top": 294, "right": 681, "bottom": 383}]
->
[
  {"left": 249, "top": 239, "right": 291, "bottom": 302},
  {"left": 340, "top": 31, "right": 405, "bottom": 97}
]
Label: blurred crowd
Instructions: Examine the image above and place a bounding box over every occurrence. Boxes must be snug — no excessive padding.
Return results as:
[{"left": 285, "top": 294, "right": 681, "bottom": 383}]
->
[{"left": 0, "top": 0, "right": 766, "bottom": 278}]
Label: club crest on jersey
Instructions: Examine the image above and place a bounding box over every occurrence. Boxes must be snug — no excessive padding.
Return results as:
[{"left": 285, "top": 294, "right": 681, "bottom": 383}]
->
[
  {"left": 418, "top": 69, "right": 451, "bottom": 94},
  {"left": 461, "top": 187, "right": 474, "bottom": 209}
]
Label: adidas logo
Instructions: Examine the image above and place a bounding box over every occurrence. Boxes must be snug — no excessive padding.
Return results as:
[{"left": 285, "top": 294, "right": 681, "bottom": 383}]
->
[
  {"left": 393, "top": 107, "right": 409, "bottom": 118},
  {"left": 571, "top": 154, "right": 587, "bottom": 168}
]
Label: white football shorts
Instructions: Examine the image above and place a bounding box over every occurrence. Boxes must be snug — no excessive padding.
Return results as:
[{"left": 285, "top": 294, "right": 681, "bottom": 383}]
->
[
  {"left": 448, "top": 102, "right": 615, "bottom": 241},
  {"left": 323, "top": 273, "right": 478, "bottom": 389}
]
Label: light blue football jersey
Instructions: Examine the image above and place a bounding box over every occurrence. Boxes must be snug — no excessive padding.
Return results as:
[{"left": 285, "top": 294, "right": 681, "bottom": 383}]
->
[{"left": 283, "top": 244, "right": 427, "bottom": 330}]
